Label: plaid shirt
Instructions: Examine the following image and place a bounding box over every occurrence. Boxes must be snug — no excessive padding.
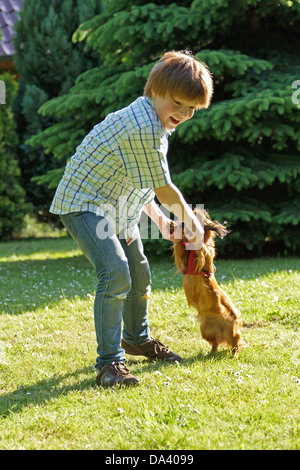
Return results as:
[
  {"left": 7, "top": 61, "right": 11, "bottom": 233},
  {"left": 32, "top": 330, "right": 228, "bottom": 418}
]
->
[{"left": 50, "top": 97, "right": 172, "bottom": 235}]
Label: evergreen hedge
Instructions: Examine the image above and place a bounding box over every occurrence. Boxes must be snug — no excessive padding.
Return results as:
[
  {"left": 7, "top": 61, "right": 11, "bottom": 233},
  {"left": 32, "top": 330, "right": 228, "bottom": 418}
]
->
[
  {"left": 27, "top": 0, "right": 300, "bottom": 256},
  {"left": 13, "top": 0, "right": 103, "bottom": 223},
  {"left": 0, "top": 73, "right": 29, "bottom": 240}
]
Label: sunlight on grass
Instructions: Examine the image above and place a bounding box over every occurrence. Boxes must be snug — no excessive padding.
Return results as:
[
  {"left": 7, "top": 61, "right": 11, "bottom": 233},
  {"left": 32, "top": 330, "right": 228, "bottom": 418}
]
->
[
  {"left": 0, "top": 249, "right": 82, "bottom": 263},
  {"left": 0, "top": 237, "right": 299, "bottom": 450}
]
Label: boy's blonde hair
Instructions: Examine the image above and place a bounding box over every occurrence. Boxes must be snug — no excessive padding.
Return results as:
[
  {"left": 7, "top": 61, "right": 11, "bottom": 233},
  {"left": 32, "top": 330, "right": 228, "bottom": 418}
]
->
[{"left": 144, "top": 50, "right": 213, "bottom": 109}]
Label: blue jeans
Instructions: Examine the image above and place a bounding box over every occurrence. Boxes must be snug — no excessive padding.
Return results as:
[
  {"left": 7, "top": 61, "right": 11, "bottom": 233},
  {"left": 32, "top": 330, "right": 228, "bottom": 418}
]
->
[{"left": 60, "top": 211, "right": 151, "bottom": 369}]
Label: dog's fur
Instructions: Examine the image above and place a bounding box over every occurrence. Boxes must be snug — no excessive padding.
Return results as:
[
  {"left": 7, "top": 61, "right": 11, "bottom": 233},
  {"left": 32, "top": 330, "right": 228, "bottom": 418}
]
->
[{"left": 173, "top": 210, "right": 246, "bottom": 356}]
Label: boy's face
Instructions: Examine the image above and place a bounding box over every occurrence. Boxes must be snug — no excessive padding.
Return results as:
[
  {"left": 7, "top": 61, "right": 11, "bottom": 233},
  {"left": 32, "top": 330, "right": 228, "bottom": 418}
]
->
[{"left": 151, "top": 91, "right": 198, "bottom": 130}]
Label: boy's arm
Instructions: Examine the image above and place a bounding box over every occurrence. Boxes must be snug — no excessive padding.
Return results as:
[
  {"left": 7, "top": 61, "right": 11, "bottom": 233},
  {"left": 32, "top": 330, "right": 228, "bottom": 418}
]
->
[
  {"left": 153, "top": 182, "right": 204, "bottom": 248},
  {"left": 143, "top": 199, "right": 173, "bottom": 240}
]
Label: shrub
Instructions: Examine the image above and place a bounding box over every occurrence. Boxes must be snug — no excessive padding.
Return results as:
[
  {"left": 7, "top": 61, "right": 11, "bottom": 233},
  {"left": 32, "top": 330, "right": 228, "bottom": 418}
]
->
[
  {"left": 27, "top": 0, "right": 300, "bottom": 256},
  {"left": 13, "top": 0, "right": 103, "bottom": 223},
  {"left": 0, "top": 73, "right": 29, "bottom": 240}
]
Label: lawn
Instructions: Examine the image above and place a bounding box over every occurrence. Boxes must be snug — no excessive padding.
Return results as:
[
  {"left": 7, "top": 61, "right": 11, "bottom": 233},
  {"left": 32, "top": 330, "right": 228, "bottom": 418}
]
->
[{"left": 0, "top": 235, "right": 299, "bottom": 450}]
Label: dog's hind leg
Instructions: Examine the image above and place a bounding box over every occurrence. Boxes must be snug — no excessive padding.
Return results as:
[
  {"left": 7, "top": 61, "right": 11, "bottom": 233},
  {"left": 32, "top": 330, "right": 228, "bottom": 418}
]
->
[{"left": 209, "top": 341, "right": 218, "bottom": 354}]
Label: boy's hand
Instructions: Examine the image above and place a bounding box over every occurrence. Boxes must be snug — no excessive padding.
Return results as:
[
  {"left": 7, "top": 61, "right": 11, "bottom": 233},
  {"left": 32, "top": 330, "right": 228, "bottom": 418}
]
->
[
  {"left": 159, "top": 219, "right": 203, "bottom": 249},
  {"left": 154, "top": 183, "right": 204, "bottom": 248},
  {"left": 160, "top": 218, "right": 176, "bottom": 241}
]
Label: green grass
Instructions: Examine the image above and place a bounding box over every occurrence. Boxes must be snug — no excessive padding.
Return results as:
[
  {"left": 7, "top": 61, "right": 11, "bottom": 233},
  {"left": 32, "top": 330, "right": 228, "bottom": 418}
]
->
[{"left": 0, "top": 236, "right": 300, "bottom": 450}]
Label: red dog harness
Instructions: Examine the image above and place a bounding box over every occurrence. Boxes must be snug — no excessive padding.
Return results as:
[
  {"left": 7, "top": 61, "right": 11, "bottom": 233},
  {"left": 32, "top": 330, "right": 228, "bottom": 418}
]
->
[{"left": 182, "top": 246, "right": 215, "bottom": 278}]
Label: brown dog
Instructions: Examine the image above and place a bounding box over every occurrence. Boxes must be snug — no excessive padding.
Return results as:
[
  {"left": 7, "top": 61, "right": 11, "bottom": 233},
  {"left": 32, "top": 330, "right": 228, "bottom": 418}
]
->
[{"left": 172, "top": 210, "right": 246, "bottom": 356}]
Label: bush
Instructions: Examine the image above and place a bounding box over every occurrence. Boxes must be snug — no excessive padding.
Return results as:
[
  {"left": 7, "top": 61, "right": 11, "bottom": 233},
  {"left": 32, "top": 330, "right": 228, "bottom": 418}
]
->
[
  {"left": 0, "top": 73, "right": 30, "bottom": 240},
  {"left": 13, "top": 0, "right": 103, "bottom": 223},
  {"left": 27, "top": 0, "right": 300, "bottom": 256}
]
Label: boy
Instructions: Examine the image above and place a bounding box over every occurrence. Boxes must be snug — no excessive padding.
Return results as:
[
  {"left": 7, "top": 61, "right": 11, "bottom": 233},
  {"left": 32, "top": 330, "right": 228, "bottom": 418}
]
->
[{"left": 50, "top": 50, "right": 213, "bottom": 387}]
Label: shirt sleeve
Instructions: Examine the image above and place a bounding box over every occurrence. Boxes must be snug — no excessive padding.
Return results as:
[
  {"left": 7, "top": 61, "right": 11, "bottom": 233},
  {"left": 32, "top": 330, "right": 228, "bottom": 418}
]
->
[{"left": 116, "top": 126, "right": 172, "bottom": 189}]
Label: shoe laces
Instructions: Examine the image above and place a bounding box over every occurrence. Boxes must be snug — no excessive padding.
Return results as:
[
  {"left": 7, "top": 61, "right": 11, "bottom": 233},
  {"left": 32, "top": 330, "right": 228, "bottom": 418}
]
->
[
  {"left": 152, "top": 338, "right": 169, "bottom": 353},
  {"left": 112, "top": 361, "right": 129, "bottom": 376}
]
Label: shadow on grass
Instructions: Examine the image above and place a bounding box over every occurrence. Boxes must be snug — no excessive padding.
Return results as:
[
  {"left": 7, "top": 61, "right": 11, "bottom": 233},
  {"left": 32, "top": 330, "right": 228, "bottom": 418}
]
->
[
  {"left": 0, "top": 254, "right": 95, "bottom": 315},
  {"left": 2, "top": 251, "right": 299, "bottom": 317},
  {"left": 127, "top": 349, "right": 235, "bottom": 373},
  {"left": 0, "top": 365, "right": 96, "bottom": 419},
  {"left": 0, "top": 350, "right": 232, "bottom": 418}
]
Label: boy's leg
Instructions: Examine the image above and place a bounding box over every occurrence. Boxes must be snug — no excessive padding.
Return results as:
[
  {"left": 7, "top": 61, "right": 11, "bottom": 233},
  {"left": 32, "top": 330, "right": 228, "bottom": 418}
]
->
[
  {"left": 120, "top": 230, "right": 182, "bottom": 363},
  {"left": 59, "top": 212, "right": 131, "bottom": 371},
  {"left": 120, "top": 232, "right": 151, "bottom": 345}
]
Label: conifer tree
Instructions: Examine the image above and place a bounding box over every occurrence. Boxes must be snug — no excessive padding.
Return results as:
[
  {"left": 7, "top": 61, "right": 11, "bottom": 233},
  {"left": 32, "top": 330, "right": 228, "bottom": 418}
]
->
[
  {"left": 13, "top": 0, "right": 102, "bottom": 222},
  {"left": 0, "top": 73, "right": 29, "bottom": 240},
  {"left": 27, "top": 0, "right": 300, "bottom": 256}
]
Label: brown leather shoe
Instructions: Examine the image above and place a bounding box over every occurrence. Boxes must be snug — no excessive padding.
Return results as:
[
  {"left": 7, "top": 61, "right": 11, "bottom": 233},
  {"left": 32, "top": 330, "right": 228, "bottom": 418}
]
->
[
  {"left": 96, "top": 362, "right": 140, "bottom": 388},
  {"left": 121, "top": 337, "right": 182, "bottom": 363}
]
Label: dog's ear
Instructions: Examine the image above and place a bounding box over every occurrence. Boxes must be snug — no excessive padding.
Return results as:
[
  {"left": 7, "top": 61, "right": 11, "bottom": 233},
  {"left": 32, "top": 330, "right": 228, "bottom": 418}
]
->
[
  {"left": 172, "top": 238, "right": 188, "bottom": 273},
  {"left": 205, "top": 220, "right": 229, "bottom": 239},
  {"left": 193, "top": 208, "right": 229, "bottom": 239},
  {"left": 193, "top": 208, "right": 206, "bottom": 226}
]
